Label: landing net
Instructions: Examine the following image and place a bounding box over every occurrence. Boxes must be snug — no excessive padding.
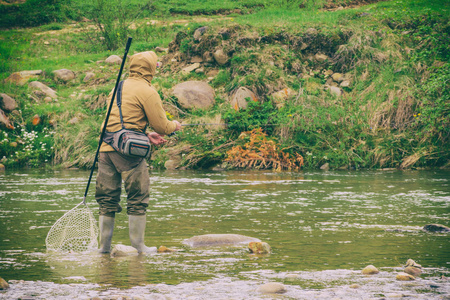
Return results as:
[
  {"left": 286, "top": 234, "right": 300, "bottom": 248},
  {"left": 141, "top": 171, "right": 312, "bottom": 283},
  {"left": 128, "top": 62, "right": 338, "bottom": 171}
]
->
[{"left": 45, "top": 202, "right": 98, "bottom": 252}]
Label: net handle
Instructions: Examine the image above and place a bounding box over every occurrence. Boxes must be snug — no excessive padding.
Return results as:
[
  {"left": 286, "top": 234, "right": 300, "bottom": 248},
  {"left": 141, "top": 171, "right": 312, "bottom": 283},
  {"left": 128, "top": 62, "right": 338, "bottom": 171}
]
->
[{"left": 83, "top": 37, "right": 133, "bottom": 205}]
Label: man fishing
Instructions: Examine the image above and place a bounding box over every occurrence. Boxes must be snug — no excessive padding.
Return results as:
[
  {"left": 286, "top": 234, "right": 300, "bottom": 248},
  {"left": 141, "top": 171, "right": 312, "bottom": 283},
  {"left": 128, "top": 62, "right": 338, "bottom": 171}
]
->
[{"left": 96, "top": 51, "right": 181, "bottom": 253}]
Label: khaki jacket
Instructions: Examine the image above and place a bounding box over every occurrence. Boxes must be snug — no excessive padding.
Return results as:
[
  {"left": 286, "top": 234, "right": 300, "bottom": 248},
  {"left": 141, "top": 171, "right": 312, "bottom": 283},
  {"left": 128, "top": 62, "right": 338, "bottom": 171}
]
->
[{"left": 100, "top": 51, "right": 177, "bottom": 152}]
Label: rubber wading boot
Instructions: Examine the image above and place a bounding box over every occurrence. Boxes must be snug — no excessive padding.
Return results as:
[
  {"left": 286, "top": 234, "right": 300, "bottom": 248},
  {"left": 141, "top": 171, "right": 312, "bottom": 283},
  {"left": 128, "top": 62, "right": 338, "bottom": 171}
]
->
[
  {"left": 99, "top": 215, "right": 115, "bottom": 253},
  {"left": 129, "top": 215, "right": 157, "bottom": 254}
]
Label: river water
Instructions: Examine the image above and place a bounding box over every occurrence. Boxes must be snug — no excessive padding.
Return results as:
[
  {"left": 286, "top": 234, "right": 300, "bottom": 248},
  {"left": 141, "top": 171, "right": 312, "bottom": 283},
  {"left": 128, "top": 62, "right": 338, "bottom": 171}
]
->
[{"left": 0, "top": 169, "right": 449, "bottom": 299}]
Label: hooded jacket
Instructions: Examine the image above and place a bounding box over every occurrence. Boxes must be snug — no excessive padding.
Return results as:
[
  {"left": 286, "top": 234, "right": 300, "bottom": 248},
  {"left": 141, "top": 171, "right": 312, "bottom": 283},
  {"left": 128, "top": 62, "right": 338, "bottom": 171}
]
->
[{"left": 100, "top": 51, "right": 177, "bottom": 152}]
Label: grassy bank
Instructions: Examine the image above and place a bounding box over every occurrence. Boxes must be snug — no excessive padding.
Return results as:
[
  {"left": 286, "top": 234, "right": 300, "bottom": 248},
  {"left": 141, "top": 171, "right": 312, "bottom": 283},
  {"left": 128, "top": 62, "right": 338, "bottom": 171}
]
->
[{"left": 0, "top": 0, "right": 448, "bottom": 170}]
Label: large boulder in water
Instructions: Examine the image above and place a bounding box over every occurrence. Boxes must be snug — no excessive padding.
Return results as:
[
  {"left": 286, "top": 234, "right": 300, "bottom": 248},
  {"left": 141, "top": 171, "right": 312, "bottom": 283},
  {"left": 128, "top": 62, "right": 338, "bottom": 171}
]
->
[{"left": 182, "top": 234, "right": 260, "bottom": 248}]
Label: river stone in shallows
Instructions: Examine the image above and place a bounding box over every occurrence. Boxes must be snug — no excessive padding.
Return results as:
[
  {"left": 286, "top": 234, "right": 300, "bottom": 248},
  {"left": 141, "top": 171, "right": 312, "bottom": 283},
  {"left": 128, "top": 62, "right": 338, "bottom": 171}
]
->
[
  {"left": 396, "top": 272, "right": 415, "bottom": 281},
  {"left": 257, "top": 282, "right": 287, "bottom": 294},
  {"left": 423, "top": 224, "right": 450, "bottom": 233},
  {"left": 362, "top": 265, "right": 379, "bottom": 275},
  {"left": 182, "top": 234, "right": 260, "bottom": 248},
  {"left": 110, "top": 244, "right": 138, "bottom": 257},
  {"left": 248, "top": 242, "right": 271, "bottom": 254},
  {"left": 0, "top": 277, "right": 9, "bottom": 290},
  {"left": 404, "top": 266, "right": 422, "bottom": 277}
]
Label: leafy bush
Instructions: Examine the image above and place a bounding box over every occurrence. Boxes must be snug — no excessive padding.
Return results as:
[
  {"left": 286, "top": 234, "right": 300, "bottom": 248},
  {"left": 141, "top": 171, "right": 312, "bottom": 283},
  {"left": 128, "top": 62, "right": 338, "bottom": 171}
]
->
[{"left": 0, "top": 0, "right": 70, "bottom": 28}]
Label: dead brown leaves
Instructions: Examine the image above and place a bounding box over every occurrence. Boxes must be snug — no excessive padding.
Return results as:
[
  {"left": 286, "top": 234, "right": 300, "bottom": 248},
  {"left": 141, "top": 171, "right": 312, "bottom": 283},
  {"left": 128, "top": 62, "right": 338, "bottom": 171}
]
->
[{"left": 225, "top": 128, "right": 304, "bottom": 171}]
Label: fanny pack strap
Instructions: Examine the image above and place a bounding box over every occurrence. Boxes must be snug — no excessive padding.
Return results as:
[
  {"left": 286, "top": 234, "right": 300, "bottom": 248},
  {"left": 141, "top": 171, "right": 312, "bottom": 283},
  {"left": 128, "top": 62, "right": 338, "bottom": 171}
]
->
[
  {"left": 116, "top": 81, "right": 147, "bottom": 133},
  {"left": 116, "top": 81, "right": 126, "bottom": 130}
]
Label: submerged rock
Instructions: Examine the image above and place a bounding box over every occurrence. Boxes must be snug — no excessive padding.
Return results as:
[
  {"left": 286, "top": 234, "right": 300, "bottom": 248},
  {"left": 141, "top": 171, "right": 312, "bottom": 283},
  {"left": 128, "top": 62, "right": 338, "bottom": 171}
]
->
[
  {"left": 248, "top": 242, "right": 271, "bottom": 254},
  {"left": 404, "top": 266, "right": 422, "bottom": 277},
  {"left": 423, "top": 224, "right": 450, "bottom": 233},
  {"left": 362, "top": 265, "right": 379, "bottom": 275},
  {"left": 110, "top": 244, "right": 138, "bottom": 257},
  {"left": 257, "top": 282, "right": 287, "bottom": 294},
  {"left": 182, "top": 234, "right": 260, "bottom": 248},
  {"left": 396, "top": 272, "right": 415, "bottom": 281}
]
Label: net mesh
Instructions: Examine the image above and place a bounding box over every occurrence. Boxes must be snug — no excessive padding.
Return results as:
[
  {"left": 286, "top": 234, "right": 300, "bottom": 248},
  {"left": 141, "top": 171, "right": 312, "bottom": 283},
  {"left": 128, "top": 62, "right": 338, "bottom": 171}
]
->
[{"left": 45, "top": 202, "right": 99, "bottom": 252}]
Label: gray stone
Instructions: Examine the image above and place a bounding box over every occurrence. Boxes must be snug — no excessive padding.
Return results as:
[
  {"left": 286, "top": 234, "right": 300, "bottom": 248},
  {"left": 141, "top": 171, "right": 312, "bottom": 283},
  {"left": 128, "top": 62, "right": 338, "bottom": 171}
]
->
[
  {"left": 320, "top": 163, "right": 330, "bottom": 171},
  {"left": 396, "top": 272, "right": 415, "bottom": 281},
  {"left": 193, "top": 26, "right": 208, "bottom": 40},
  {"left": 155, "top": 47, "right": 168, "bottom": 53},
  {"left": 306, "top": 28, "right": 318, "bottom": 35},
  {"left": 172, "top": 81, "right": 215, "bottom": 109},
  {"left": 164, "top": 157, "right": 181, "bottom": 170},
  {"left": 83, "top": 72, "right": 95, "bottom": 82},
  {"left": 0, "top": 108, "right": 13, "bottom": 129},
  {"left": 257, "top": 282, "right": 287, "bottom": 294},
  {"left": 423, "top": 224, "right": 450, "bottom": 232},
  {"left": 332, "top": 73, "right": 345, "bottom": 82},
  {"left": 326, "top": 85, "right": 342, "bottom": 97},
  {"left": 110, "top": 244, "right": 138, "bottom": 257},
  {"left": 5, "top": 70, "right": 43, "bottom": 85},
  {"left": 53, "top": 69, "right": 76, "bottom": 82},
  {"left": 190, "top": 56, "right": 203, "bottom": 63},
  {"left": 404, "top": 266, "right": 422, "bottom": 276},
  {"left": 230, "top": 87, "right": 257, "bottom": 110},
  {"left": 0, "top": 93, "right": 18, "bottom": 112},
  {"left": 29, "top": 81, "right": 57, "bottom": 99},
  {"left": 340, "top": 80, "right": 351, "bottom": 87},
  {"left": 181, "top": 63, "right": 201, "bottom": 74},
  {"left": 105, "top": 55, "right": 122, "bottom": 65},
  {"left": 213, "top": 49, "right": 229, "bottom": 65},
  {"left": 315, "top": 53, "right": 329, "bottom": 62},
  {"left": 182, "top": 234, "right": 261, "bottom": 248},
  {"left": 405, "top": 259, "right": 422, "bottom": 269}
]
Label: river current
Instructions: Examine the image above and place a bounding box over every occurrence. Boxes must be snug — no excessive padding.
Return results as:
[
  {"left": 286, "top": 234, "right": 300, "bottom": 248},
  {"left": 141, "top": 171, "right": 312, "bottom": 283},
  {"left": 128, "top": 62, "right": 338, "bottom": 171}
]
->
[{"left": 0, "top": 169, "right": 449, "bottom": 299}]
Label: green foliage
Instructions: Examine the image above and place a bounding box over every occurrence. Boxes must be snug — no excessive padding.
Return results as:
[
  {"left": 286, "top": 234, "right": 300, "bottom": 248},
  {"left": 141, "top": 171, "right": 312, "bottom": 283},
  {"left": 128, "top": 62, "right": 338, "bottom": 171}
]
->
[
  {"left": 0, "top": 126, "right": 55, "bottom": 168},
  {"left": 80, "top": 0, "right": 152, "bottom": 50},
  {"left": 0, "top": 0, "right": 70, "bottom": 28},
  {"left": 223, "top": 100, "right": 278, "bottom": 135}
]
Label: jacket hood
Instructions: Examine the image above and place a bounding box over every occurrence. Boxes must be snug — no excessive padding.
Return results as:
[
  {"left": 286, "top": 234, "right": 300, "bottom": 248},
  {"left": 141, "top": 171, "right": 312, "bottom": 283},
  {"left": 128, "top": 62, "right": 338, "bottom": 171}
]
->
[{"left": 129, "top": 51, "right": 157, "bottom": 83}]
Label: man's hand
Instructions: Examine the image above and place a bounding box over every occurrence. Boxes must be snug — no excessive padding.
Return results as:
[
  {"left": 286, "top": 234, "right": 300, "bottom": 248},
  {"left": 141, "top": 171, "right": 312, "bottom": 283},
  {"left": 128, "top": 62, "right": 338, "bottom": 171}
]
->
[
  {"left": 147, "top": 132, "right": 167, "bottom": 146},
  {"left": 173, "top": 120, "right": 182, "bottom": 131}
]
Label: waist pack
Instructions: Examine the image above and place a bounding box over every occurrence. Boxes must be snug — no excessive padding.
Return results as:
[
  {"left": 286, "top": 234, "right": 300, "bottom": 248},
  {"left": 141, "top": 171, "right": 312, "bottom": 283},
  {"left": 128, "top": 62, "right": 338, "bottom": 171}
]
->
[
  {"left": 103, "top": 81, "right": 151, "bottom": 158},
  {"left": 104, "top": 129, "right": 151, "bottom": 158}
]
